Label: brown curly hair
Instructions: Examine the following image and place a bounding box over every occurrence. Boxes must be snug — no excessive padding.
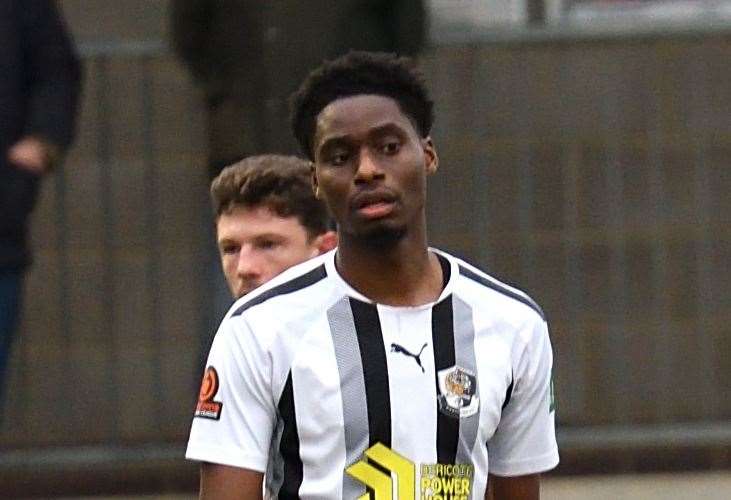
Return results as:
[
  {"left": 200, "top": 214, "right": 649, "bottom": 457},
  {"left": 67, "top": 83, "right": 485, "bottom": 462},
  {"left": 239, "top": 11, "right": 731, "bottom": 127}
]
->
[{"left": 211, "top": 155, "right": 331, "bottom": 238}]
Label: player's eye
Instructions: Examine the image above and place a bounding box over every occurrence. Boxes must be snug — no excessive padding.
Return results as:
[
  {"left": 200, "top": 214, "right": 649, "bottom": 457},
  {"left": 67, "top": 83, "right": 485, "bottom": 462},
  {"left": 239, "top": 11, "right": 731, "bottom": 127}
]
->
[
  {"left": 256, "top": 239, "right": 280, "bottom": 250},
  {"left": 380, "top": 140, "right": 401, "bottom": 155},
  {"left": 328, "top": 151, "right": 349, "bottom": 166},
  {"left": 221, "top": 245, "right": 238, "bottom": 255}
]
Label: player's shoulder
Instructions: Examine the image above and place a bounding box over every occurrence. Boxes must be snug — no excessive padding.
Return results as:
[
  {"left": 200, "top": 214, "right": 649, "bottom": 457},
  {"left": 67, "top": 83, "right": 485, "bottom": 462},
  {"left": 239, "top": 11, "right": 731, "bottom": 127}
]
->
[
  {"left": 225, "top": 250, "right": 336, "bottom": 322},
  {"left": 436, "top": 248, "right": 546, "bottom": 324}
]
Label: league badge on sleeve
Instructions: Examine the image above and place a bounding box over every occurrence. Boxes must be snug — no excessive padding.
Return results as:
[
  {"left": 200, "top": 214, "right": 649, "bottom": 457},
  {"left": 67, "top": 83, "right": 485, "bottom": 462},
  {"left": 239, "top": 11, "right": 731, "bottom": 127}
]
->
[
  {"left": 194, "top": 366, "right": 223, "bottom": 420},
  {"left": 437, "top": 365, "right": 479, "bottom": 418}
]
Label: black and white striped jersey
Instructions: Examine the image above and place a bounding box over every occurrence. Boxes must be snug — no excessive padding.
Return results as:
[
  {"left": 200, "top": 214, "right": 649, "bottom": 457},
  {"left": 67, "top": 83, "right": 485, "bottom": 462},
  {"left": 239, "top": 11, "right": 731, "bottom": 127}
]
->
[{"left": 187, "top": 249, "right": 558, "bottom": 499}]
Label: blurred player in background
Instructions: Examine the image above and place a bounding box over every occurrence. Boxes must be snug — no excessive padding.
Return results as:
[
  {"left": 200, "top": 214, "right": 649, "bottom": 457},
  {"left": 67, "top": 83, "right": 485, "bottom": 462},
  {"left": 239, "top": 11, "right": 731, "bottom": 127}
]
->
[
  {"left": 210, "top": 155, "right": 336, "bottom": 299},
  {"left": 171, "top": 0, "right": 426, "bottom": 180}
]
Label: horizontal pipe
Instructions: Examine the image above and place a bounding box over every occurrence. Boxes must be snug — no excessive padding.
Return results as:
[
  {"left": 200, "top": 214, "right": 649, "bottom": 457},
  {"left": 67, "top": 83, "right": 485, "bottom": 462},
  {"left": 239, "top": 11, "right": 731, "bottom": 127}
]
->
[
  {"left": 0, "top": 443, "right": 186, "bottom": 469},
  {"left": 77, "top": 39, "right": 167, "bottom": 57},
  {"left": 2, "top": 421, "right": 729, "bottom": 469},
  {"left": 436, "top": 18, "right": 731, "bottom": 45},
  {"left": 72, "top": 18, "right": 731, "bottom": 58},
  {"left": 558, "top": 421, "right": 731, "bottom": 451}
]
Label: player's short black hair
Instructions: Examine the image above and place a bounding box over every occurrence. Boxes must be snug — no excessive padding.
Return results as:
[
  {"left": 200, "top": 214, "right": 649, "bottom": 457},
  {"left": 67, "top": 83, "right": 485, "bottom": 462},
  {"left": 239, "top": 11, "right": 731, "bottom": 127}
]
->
[{"left": 290, "top": 51, "right": 434, "bottom": 160}]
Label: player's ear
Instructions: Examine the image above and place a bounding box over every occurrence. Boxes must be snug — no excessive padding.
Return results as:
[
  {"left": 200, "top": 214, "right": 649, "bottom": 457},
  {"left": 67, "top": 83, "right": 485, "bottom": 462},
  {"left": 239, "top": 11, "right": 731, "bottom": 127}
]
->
[
  {"left": 310, "top": 161, "right": 321, "bottom": 199},
  {"left": 312, "top": 230, "right": 337, "bottom": 255},
  {"left": 422, "top": 137, "right": 438, "bottom": 175}
]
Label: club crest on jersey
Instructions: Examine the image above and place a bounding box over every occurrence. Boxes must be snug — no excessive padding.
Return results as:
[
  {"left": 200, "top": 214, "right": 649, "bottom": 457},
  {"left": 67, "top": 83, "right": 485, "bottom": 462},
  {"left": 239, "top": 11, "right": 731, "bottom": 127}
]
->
[
  {"left": 437, "top": 366, "right": 479, "bottom": 418},
  {"left": 194, "top": 366, "right": 223, "bottom": 420}
]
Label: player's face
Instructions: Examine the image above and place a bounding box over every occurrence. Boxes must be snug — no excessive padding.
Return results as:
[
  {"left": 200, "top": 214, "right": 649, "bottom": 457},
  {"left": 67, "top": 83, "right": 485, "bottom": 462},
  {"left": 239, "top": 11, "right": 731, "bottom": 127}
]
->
[
  {"left": 216, "top": 205, "right": 324, "bottom": 298},
  {"left": 312, "top": 94, "right": 437, "bottom": 241}
]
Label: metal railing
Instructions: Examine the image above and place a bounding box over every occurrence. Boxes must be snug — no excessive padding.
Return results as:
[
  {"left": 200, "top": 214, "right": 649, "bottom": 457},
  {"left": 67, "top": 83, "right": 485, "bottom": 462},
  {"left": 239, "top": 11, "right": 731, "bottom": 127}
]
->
[{"left": 1, "top": 39, "right": 210, "bottom": 450}]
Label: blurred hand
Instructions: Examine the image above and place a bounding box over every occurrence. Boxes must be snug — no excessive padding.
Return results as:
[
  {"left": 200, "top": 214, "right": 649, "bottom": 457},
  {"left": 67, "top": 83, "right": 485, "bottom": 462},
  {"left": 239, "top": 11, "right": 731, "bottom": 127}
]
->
[{"left": 8, "top": 136, "right": 58, "bottom": 175}]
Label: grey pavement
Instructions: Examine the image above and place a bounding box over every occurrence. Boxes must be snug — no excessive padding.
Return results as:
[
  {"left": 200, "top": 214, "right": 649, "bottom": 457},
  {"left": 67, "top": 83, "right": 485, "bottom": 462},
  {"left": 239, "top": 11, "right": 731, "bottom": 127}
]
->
[{"left": 59, "top": 471, "right": 731, "bottom": 500}]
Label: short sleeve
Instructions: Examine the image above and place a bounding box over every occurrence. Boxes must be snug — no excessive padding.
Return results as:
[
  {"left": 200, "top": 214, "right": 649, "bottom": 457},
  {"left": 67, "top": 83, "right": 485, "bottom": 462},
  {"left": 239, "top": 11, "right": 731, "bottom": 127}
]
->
[
  {"left": 488, "top": 318, "right": 559, "bottom": 476},
  {"left": 186, "top": 316, "right": 275, "bottom": 472}
]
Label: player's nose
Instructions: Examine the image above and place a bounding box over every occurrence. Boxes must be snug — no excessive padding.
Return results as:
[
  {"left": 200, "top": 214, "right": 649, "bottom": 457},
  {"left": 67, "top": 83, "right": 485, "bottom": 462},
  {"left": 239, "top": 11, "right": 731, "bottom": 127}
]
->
[
  {"left": 236, "top": 247, "right": 263, "bottom": 279},
  {"left": 354, "top": 148, "right": 384, "bottom": 183}
]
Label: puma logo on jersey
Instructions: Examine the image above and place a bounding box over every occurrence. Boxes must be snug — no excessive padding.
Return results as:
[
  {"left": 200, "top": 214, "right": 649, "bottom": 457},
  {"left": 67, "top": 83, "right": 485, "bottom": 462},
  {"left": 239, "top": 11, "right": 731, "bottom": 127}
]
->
[{"left": 390, "top": 342, "right": 428, "bottom": 372}]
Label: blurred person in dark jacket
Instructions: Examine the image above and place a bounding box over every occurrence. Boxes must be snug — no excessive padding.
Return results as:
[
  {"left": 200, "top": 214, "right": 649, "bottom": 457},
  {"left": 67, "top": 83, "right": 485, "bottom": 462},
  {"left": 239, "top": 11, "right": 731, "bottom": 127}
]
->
[
  {"left": 0, "top": 0, "right": 82, "bottom": 406},
  {"left": 171, "top": 0, "right": 426, "bottom": 180}
]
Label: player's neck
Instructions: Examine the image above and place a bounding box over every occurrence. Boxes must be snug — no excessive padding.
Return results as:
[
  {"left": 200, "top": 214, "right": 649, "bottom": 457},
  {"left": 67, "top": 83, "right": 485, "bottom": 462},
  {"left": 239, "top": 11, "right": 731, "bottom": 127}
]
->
[{"left": 336, "top": 226, "right": 443, "bottom": 307}]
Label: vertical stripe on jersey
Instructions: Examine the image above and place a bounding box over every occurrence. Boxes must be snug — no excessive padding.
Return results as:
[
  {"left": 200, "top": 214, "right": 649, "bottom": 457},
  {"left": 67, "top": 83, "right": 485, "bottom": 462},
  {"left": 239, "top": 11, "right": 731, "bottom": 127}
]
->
[
  {"left": 265, "top": 417, "right": 285, "bottom": 497},
  {"left": 327, "top": 297, "right": 370, "bottom": 499},
  {"left": 502, "top": 378, "right": 514, "bottom": 409},
  {"left": 349, "top": 298, "right": 392, "bottom": 448},
  {"left": 432, "top": 296, "right": 459, "bottom": 465},
  {"left": 278, "top": 372, "right": 302, "bottom": 499},
  {"left": 453, "top": 297, "right": 480, "bottom": 465},
  {"left": 432, "top": 296, "right": 481, "bottom": 467}
]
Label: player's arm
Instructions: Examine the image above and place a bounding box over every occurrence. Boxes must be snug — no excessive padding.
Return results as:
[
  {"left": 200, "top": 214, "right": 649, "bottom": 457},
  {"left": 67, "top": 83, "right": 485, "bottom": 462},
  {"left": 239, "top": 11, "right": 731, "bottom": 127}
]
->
[
  {"left": 200, "top": 463, "right": 263, "bottom": 500},
  {"left": 187, "top": 317, "right": 275, "bottom": 499},
  {"left": 486, "top": 473, "right": 540, "bottom": 500},
  {"left": 486, "top": 318, "right": 558, "bottom": 497}
]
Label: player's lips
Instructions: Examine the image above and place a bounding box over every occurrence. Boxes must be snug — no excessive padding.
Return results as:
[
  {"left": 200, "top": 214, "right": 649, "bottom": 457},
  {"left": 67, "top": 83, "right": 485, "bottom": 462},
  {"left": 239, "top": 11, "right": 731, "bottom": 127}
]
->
[{"left": 351, "top": 191, "right": 398, "bottom": 219}]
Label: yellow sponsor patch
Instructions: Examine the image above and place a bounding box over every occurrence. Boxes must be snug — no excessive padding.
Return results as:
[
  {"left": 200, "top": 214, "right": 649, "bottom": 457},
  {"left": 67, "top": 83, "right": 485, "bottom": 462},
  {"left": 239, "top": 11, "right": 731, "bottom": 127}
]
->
[
  {"left": 420, "top": 463, "right": 473, "bottom": 500},
  {"left": 347, "top": 443, "right": 474, "bottom": 500},
  {"left": 346, "top": 443, "right": 414, "bottom": 500}
]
